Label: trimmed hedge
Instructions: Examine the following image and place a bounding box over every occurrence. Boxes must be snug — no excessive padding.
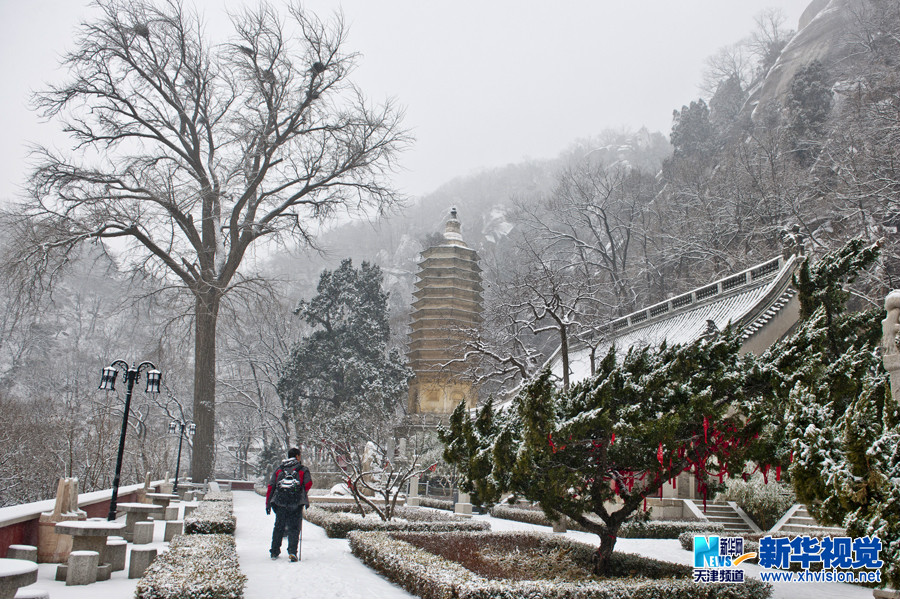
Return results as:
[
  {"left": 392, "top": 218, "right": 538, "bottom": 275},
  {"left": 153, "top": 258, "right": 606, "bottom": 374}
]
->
[
  {"left": 419, "top": 497, "right": 454, "bottom": 511},
  {"left": 306, "top": 503, "right": 490, "bottom": 538},
  {"left": 619, "top": 520, "right": 725, "bottom": 539},
  {"left": 185, "top": 498, "right": 236, "bottom": 535},
  {"left": 489, "top": 505, "right": 724, "bottom": 538},
  {"left": 203, "top": 491, "right": 233, "bottom": 502},
  {"left": 349, "top": 530, "right": 772, "bottom": 599},
  {"left": 135, "top": 534, "right": 246, "bottom": 599}
]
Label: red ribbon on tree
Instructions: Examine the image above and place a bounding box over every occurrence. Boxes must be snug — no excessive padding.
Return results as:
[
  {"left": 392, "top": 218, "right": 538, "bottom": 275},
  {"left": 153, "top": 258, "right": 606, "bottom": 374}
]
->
[
  {"left": 775, "top": 465, "right": 781, "bottom": 482},
  {"left": 610, "top": 433, "right": 615, "bottom": 445},
  {"left": 703, "top": 416, "right": 709, "bottom": 443},
  {"left": 657, "top": 442, "right": 664, "bottom": 465}
]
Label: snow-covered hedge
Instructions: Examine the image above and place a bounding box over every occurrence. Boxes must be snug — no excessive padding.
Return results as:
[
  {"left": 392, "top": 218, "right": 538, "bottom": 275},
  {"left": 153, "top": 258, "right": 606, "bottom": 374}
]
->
[
  {"left": 202, "top": 491, "right": 233, "bottom": 502},
  {"left": 306, "top": 504, "right": 489, "bottom": 538},
  {"left": 618, "top": 520, "right": 725, "bottom": 539},
  {"left": 349, "top": 530, "right": 772, "bottom": 599},
  {"left": 489, "top": 504, "right": 572, "bottom": 527},
  {"left": 135, "top": 534, "right": 246, "bottom": 599},
  {"left": 184, "top": 498, "right": 236, "bottom": 535},
  {"left": 489, "top": 505, "right": 724, "bottom": 538},
  {"left": 419, "top": 497, "right": 454, "bottom": 511}
]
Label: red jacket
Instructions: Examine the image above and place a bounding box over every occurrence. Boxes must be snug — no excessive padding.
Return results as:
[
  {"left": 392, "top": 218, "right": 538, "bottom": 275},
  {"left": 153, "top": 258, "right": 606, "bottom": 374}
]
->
[{"left": 266, "top": 458, "right": 313, "bottom": 508}]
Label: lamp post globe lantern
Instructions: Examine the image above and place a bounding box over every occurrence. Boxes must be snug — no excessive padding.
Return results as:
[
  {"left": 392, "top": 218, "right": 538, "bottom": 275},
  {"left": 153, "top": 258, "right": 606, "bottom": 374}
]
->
[{"left": 99, "top": 360, "right": 161, "bottom": 521}]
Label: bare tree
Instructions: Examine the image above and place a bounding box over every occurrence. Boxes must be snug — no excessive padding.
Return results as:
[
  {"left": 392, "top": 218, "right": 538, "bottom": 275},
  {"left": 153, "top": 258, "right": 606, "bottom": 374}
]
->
[
  {"left": 216, "top": 288, "right": 300, "bottom": 476},
  {"left": 701, "top": 42, "right": 755, "bottom": 97},
  {"left": 324, "top": 428, "right": 436, "bottom": 521},
  {"left": 749, "top": 9, "right": 791, "bottom": 77},
  {"left": 11, "top": 0, "right": 408, "bottom": 480}
]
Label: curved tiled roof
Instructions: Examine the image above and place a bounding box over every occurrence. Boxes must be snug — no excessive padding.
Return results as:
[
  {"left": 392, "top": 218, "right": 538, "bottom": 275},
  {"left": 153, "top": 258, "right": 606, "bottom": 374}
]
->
[{"left": 549, "top": 254, "right": 801, "bottom": 384}]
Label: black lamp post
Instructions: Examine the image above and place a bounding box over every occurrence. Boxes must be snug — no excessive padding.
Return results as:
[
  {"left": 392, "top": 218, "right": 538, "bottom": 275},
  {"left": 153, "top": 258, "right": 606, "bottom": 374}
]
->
[
  {"left": 99, "top": 360, "right": 161, "bottom": 521},
  {"left": 168, "top": 419, "right": 195, "bottom": 493}
]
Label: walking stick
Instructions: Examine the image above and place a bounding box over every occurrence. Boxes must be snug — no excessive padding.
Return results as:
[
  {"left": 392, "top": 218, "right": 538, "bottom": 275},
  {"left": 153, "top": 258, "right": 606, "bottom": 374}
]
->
[{"left": 298, "top": 507, "right": 303, "bottom": 561}]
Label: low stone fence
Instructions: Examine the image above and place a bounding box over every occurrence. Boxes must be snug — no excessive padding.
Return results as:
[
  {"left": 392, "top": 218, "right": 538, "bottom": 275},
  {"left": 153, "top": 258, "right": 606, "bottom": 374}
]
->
[
  {"left": 213, "top": 479, "right": 254, "bottom": 491},
  {"left": 0, "top": 481, "right": 162, "bottom": 558}
]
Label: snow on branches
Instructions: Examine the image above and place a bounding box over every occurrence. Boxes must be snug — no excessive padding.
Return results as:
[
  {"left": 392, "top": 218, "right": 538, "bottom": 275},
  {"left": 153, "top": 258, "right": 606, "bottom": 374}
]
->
[{"left": 441, "top": 332, "right": 763, "bottom": 574}]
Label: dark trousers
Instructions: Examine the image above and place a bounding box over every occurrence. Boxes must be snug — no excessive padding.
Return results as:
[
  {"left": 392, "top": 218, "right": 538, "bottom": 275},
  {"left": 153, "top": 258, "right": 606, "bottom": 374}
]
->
[{"left": 270, "top": 504, "right": 302, "bottom": 556}]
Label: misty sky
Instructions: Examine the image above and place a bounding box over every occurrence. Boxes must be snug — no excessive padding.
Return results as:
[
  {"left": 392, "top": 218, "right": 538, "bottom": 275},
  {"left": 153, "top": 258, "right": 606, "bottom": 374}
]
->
[{"left": 0, "top": 0, "right": 813, "bottom": 203}]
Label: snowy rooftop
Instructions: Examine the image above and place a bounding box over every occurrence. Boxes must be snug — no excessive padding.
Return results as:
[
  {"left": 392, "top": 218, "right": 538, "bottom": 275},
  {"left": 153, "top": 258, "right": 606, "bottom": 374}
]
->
[{"left": 550, "top": 254, "right": 801, "bottom": 384}]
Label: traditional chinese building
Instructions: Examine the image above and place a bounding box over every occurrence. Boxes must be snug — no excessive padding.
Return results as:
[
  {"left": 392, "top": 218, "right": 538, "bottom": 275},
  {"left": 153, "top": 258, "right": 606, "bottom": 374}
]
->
[
  {"left": 542, "top": 241, "right": 806, "bottom": 530},
  {"left": 406, "top": 209, "right": 482, "bottom": 419}
]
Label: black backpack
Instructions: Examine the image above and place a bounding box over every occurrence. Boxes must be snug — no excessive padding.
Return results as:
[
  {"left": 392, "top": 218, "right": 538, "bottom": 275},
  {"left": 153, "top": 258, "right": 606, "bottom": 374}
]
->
[
  {"left": 278, "top": 467, "right": 301, "bottom": 490},
  {"left": 274, "top": 465, "right": 303, "bottom": 504}
]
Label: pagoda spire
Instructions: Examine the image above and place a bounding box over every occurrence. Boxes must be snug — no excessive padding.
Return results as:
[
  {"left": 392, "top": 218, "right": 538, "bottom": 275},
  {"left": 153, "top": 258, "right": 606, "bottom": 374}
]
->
[{"left": 406, "top": 208, "right": 482, "bottom": 415}]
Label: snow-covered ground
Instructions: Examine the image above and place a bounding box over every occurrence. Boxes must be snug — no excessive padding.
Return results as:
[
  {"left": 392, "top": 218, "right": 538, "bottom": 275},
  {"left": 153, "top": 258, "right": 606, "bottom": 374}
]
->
[
  {"left": 11, "top": 491, "right": 878, "bottom": 599},
  {"left": 232, "top": 491, "right": 414, "bottom": 599}
]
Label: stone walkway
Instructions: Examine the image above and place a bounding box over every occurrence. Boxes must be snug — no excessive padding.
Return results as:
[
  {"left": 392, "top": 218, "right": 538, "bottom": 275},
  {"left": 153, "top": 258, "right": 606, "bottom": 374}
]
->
[{"left": 232, "top": 492, "right": 414, "bottom": 599}]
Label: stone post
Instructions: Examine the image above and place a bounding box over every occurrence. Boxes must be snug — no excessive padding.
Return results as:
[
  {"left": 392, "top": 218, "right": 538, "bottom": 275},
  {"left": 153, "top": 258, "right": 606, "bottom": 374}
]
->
[
  {"left": 38, "top": 478, "right": 86, "bottom": 563},
  {"left": 406, "top": 474, "right": 421, "bottom": 507},
  {"left": 552, "top": 516, "right": 568, "bottom": 533},
  {"left": 878, "top": 291, "right": 900, "bottom": 599},
  {"left": 882, "top": 290, "right": 900, "bottom": 404},
  {"left": 454, "top": 491, "right": 473, "bottom": 518},
  {"left": 135, "top": 472, "right": 152, "bottom": 504},
  {"left": 158, "top": 471, "right": 174, "bottom": 494}
]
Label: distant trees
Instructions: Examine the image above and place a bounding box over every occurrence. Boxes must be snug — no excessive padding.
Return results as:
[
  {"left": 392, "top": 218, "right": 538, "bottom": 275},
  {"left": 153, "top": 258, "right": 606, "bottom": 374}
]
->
[
  {"left": 10, "top": 0, "right": 408, "bottom": 482},
  {"left": 462, "top": 133, "right": 665, "bottom": 394},
  {"left": 0, "top": 237, "right": 183, "bottom": 505},
  {"left": 217, "top": 289, "right": 300, "bottom": 475}
]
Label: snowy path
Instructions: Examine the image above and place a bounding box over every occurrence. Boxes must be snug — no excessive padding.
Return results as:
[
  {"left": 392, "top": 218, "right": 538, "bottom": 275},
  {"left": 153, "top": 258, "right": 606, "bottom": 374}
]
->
[
  {"left": 232, "top": 491, "right": 415, "bottom": 599},
  {"left": 234, "top": 492, "right": 874, "bottom": 599},
  {"left": 481, "top": 514, "right": 875, "bottom": 599}
]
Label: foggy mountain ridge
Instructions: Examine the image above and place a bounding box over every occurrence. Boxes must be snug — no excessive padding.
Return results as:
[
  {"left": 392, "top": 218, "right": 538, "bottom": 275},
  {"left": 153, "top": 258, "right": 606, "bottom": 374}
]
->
[
  {"left": 747, "top": 0, "right": 856, "bottom": 121},
  {"left": 263, "top": 129, "right": 673, "bottom": 314},
  {"left": 269, "top": 0, "right": 884, "bottom": 327}
]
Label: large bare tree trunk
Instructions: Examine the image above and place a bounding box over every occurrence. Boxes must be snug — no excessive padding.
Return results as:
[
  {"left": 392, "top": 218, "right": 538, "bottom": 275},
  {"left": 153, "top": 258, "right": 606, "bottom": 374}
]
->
[{"left": 192, "top": 292, "right": 220, "bottom": 482}]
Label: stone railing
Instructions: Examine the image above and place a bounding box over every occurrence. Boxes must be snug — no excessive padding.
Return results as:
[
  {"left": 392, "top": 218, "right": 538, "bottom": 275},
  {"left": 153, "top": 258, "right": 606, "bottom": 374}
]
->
[{"left": 607, "top": 256, "right": 786, "bottom": 335}]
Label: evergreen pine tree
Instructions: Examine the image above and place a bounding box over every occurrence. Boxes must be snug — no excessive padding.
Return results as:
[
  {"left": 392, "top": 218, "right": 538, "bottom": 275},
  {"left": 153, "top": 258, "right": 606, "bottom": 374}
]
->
[
  {"left": 441, "top": 333, "right": 762, "bottom": 574},
  {"left": 277, "top": 259, "right": 411, "bottom": 440},
  {"left": 758, "top": 239, "right": 900, "bottom": 586}
]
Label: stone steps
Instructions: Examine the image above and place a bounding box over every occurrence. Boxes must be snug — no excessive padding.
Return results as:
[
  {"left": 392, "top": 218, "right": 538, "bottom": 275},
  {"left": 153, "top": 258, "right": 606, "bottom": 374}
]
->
[
  {"left": 769, "top": 504, "right": 846, "bottom": 536},
  {"left": 691, "top": 501, "right": 756, "bottom": 533}
]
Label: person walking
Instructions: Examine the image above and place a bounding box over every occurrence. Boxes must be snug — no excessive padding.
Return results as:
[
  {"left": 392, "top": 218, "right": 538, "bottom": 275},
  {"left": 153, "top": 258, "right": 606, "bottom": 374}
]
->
[{"left": 265, "top": 447, "right": 313, "bottom": 561}]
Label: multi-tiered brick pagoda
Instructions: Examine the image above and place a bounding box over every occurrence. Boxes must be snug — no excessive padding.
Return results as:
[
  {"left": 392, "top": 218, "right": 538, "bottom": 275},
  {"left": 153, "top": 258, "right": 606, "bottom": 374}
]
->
[{"left": 406, "top": 208, "right": 482, "bottom": 418}]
